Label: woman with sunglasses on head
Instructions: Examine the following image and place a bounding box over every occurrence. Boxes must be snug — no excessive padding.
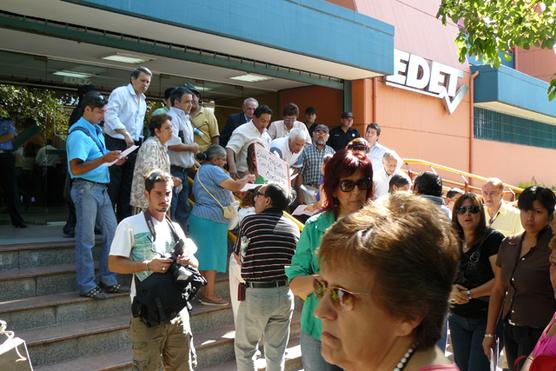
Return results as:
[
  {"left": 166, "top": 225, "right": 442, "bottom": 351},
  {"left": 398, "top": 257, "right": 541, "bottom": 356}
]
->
[
  {"left": 314, "top": 193, "right": 460, "bottom": 371},
  {"left": 448, "top": 193, "right": 504, "bottom": 371},
  {"left": 285, "top": 150, "right": 373, "bottom": 371},
  {"left": 483, "top": 186, "right": 556, "bottom": 369}
]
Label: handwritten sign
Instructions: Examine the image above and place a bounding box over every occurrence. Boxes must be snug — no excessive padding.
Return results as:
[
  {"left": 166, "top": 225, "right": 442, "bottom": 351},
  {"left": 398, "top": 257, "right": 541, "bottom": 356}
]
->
[{"left": 254, "top": 143, "right": 291, "bottom": 193}]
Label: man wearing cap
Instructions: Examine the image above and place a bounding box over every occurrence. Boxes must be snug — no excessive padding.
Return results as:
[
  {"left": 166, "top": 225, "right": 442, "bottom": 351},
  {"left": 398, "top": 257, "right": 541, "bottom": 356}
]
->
[
  {"left": 104, "top": 66, "right": 152, "bottom": 221},
  {"left": 296, "top": 124, "right": 335, "bottom": 204},
  {"left": 66, "top": 92, "right": 125, "bottom": 299},
  {"left": 327, "top": 111, "right": 360, "bottom": 152}
]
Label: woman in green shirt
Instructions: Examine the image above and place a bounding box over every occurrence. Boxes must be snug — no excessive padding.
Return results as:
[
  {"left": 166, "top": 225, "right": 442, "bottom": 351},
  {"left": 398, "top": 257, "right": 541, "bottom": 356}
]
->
[{"left": 286, "top": 150, "right": 373, "bottom": 371}]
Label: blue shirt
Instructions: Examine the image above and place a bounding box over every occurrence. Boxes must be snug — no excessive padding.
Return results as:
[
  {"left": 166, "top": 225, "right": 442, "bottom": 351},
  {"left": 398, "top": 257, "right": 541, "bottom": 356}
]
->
[
  {"left": 66, "top": 117, "right": 110, "bottom": 183},
  {"left": 104, "top": 84, "right": 147, "bottom": 141},
  {"left": 0, "top": 119, "right": 16, "bottom": 151},
  {"left": 191, "top": 164, "right": 233, "bottom": 224}
]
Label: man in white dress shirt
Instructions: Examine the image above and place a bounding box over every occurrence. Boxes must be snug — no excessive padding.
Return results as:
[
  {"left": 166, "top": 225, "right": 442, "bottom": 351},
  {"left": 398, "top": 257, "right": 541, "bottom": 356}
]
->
[
  {"left": 365, "top": 122, "right": 403, "bottom": 174},
  {"left": 104, "top": 66, "right": 151, "bottom": 221},
  {"left": 166, "top": 87, "right": 199, "bottom": 231}
]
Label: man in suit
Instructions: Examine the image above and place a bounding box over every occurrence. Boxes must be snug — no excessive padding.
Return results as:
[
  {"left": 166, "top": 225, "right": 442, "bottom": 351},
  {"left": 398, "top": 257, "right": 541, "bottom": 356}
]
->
[{"left": 220, "top": 97, "right": 258, "bottom": 147}]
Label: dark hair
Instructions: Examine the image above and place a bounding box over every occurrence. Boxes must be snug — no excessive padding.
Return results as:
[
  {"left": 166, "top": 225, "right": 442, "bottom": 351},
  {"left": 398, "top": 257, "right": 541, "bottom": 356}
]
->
[
  {"left": 262, "top": 183, "right": 290, "bottom": 211},
  {"left": 170, "top": 87, "right": 192, "bottom": 106},
  {"left": 163, "top": 87, "right": 175, "bottom": 100},
  {"left": 148, "top": 114, "right": 171, "bottom": 136},
  {"left": 346, "top": 137, "right": 370, "bottom": 153},
  {"left": 240, "top": 187, "right": 259, "bottom": 208},
  {"left": 144, "top": 169, "right": 173, "bottom": 192},
  {"left": 389, "top": 174, "right": 410, "bottom": 192},
  {"left": 518, "top": 185, "right": 556, "bottom": 217},
  {"left": 196, "top": 144, "right": 226, "bottom": 162},
  {"left": 451, "top": 193, "right": 488, "bottom": 245},
  {"left": 131, "top": 66, "right": 152, "bottom": 80},
  {"left": 247, "top": 142, "right": 258, "bottom": 174},
  {"left": 322, "top": 150, "right": 373, "bottom": 213},
  {"left": 282, "top": 103, "right": 299, "bottom": 117},
  {"left": 184, "top": 83, "right": 201, "bottom": 98},
  {"left": 447, "top": 188, "right": 465, "bottom": 199},
  {"left": 254, "top": 105, "right": 272, "bottom": 118},
  {"left": 414, "top": 171, "right": 443, "bottom": 197},
  {"left": 366, "top": 122, "right": 382, "bottom": 137},
  {"left": 305, "top": 106, "right": 317, "bottom": 115},
  {"left": 318, "top": 193, "right": 459, "bottom": 350},
  {"left": 81, "top": 92, "right": 107, "bottom": 110},
  {"left": 76, "top": 84, "right": 97, "bottom": 101}
]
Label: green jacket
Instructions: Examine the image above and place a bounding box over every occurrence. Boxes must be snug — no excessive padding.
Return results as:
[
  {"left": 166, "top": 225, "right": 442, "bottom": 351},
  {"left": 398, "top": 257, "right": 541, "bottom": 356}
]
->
[{"left": 285, "top": 210, "right": 336, "bottom": 340}]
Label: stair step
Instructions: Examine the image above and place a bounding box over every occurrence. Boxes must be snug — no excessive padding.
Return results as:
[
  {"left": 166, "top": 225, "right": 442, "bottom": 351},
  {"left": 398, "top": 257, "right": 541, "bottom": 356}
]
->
[
  {"left": 0, "top": 291, "right": 130, "bottom": 331},
  {"left": 0, "top": 239, "right": 103, "bottom": 271},
  {"left": 34, "top": 323, "right": 302, "bottom": 371},
  {"left": 27, "top": 309, "right": 300, "bottom": 369},
  {"left": 0, "top": 265, "right": 227, "bottom": 301}
]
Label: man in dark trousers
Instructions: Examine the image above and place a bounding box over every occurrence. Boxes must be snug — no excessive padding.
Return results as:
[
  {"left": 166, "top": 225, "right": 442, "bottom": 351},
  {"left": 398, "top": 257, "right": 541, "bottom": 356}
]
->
[
  {"left": 327, "top": 111, "right": 360, "bottom": 151},
  {"left": 219, "top": 97, "right": 258, "bottom": 147}
]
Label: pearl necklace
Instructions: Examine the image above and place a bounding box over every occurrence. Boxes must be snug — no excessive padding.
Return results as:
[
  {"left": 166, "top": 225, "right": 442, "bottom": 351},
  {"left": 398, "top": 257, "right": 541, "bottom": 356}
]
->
[{"left": 393, "top": 344, "right": 417, "bottom": 371}]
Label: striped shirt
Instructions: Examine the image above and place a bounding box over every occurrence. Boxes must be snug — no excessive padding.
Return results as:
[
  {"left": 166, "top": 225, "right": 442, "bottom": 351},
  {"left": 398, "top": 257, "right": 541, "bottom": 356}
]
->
[{"left": 234, "top": 210, "right": 300, "bottom": 283}]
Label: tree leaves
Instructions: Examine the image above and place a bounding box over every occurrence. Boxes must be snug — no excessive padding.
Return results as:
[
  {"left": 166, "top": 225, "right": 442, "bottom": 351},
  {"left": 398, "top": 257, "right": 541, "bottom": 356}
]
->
[{"left": 438, "top": 0, "right": 556, "bottom": 100}]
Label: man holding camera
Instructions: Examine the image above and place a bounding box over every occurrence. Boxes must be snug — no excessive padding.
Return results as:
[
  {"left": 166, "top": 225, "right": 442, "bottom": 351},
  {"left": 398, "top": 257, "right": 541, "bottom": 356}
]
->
[{"left": 109, "top": 170, "right": 199, "bottom": 370}]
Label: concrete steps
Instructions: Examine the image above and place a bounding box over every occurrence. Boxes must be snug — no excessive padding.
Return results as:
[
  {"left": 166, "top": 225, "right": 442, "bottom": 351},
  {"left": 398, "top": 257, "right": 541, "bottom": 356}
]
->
[{"left": 0, "top": 238, "right": 303, "bottom": 370}]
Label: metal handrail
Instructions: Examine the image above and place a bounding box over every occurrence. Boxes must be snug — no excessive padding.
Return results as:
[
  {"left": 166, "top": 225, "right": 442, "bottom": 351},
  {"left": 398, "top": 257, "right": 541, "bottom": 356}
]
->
[{"left": 402, "top": 158, "right": 524, "bottom": 196}]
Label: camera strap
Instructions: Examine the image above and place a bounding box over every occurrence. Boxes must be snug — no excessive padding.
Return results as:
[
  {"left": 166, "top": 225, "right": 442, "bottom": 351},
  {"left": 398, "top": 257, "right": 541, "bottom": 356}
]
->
[{"left": 143, "top": 210, "right": 180, "bottom": 245}]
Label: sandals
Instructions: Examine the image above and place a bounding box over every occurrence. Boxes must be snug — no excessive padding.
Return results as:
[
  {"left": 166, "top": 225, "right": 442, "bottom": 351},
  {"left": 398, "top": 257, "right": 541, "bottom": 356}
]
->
[
  {"left": 80, "top": 286, "right": 108, "bottom": 300},
  {"left": 99, "top": 282, "right": 127, "bottom": 294}
]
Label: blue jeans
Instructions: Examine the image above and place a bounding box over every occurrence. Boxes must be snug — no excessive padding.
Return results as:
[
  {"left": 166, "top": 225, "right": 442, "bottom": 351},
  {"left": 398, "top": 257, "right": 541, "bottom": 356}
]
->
[
  {"left": 234, "top": 286, "right": 294, "bottom": 371},
  {"left": 299, "top": 331, "right": 343, "bottom": 371},
  {"left": 449, "top": 313, "right": 489, "bottom": 371},
  {"left": 71, "top": 180, "right": 118, "bottom": 294},
  {"left": 170, "top": 166, "right": 191, "bottom": 232}
]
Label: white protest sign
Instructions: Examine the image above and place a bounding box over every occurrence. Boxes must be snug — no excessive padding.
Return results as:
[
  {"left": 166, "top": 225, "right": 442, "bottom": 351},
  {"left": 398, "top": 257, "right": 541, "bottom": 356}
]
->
[{"left": 254, "top": 143, "right": 291, "bottom": 193}]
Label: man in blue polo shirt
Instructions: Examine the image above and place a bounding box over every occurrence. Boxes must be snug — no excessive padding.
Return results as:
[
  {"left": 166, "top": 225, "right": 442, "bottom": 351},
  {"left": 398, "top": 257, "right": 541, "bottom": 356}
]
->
[{"left": 66, "top": 92, "right": 126, "bottom": 299}]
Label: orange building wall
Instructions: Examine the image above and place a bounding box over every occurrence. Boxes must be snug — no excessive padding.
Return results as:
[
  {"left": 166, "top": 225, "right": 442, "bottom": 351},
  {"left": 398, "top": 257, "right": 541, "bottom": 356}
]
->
[
  {"left": 371, "top": 77, "right": 472, "bottom": 173},
  {"left": 515, "top": 47, "right": 556, "bottom": 83},
  {"left": 472, "top": 139, "right": 556, "bottom": 187},
  {"left": 278, "top": 85, "right": 343, "bottom": 126}
]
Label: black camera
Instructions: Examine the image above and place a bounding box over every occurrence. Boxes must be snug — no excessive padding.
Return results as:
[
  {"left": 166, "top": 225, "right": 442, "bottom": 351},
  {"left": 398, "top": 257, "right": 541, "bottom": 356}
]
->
[{"left": 166, "top": 239, "right": 193, "bottom": 287}]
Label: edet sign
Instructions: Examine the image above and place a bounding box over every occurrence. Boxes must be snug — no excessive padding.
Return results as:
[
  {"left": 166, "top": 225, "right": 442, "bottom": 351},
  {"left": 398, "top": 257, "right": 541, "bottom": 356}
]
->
[{"left": 385, "top": 49, "right": 468, "bottom": 114}]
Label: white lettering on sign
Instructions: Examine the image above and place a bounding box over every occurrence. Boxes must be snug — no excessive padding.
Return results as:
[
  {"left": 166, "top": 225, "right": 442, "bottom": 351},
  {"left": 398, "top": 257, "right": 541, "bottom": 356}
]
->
[
  {"left": 385, "top": 49, "right": 468, "bottom": 114},
  {"left": 254, "top": 143, "right": 291, "bottom": 193}
]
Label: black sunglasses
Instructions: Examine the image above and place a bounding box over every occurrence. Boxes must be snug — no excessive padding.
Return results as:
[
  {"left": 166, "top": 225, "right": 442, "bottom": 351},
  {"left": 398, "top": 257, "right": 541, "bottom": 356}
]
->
[
  {"left": 339, "top": 177, "right": 371, "bottom": 192},
  {"left": 456, "top": 205, "right": 481, "bottom": 215}
]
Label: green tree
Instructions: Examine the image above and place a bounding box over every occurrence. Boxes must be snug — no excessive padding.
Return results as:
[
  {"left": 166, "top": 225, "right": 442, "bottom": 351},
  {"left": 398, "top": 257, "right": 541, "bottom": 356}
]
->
[
  {"left": 0, "top": 84, "right": 73, "bottom": 137},
  {"left": 437, "top": 0, "right": 556, "bottom": 99}
]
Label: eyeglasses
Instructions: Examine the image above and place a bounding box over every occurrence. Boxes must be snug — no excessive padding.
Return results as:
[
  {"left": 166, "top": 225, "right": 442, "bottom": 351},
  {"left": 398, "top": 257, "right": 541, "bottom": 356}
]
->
[
  {"left": 456, "top": 205, "right": 481, "bottom": 215},
  {"left": 255, "top": 190, "right": 266, "bottom": 198},
  {"left": 313, "top": 276, "right": 368, "bottom": 311},
  {"left": 338, "top": 177, "right": 371, "bottom": 192}
]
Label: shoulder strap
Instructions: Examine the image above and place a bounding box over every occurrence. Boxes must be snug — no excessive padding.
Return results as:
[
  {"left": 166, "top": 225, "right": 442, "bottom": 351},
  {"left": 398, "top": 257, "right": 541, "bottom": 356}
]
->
[
  {"left": 197, "top": 169, "right": 225, "bottom": 209},
  {"left": 143, "top": 210, "right": 180, "bottom": 244},
  {"left": 68, "top": 126, "right": 104, "bottom": 153}
]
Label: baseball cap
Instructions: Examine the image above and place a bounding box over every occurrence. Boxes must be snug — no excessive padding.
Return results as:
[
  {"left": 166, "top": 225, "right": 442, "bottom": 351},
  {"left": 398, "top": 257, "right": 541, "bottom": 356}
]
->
[
  {"left": 341, "top": 111, "right": 353, "bottom": 119},
  {"left": 313, "top": 124, "right": 329, "bottom": 133}
]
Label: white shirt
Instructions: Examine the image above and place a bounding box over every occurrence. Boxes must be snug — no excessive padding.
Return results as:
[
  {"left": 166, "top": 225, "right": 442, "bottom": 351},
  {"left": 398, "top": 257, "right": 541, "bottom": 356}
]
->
[
  {"left": 270, "top": 137, "right": 303, "bottom": 167},
  {"left": 485, "top": 202, "right": 524, "bottom": 237},
  {"left": 104, "top": 84, "right": 147, "bottom": 141},
  {"left": 373, "top": 167, "right": 404, "bottom": 199},
  {"left": 367, "top": 142, "right": 403, "bottom": 174},
  {"left": 267, "top": 120, "right": 312, "bottom": 144},
  {"left": 109, "top": 213, "right": 197, "bottom": 300},
  {"left": 226, "top": 121, "right": 271, "bottom": 174},
  {"left": 167, "top": 107, "right": 195, "bottom": 169}
]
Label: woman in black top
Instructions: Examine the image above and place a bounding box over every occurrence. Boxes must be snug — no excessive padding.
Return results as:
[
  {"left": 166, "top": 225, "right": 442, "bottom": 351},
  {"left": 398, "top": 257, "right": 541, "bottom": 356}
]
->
[{"left": 448, "top": 192, "right": 504, "bottom": 371}]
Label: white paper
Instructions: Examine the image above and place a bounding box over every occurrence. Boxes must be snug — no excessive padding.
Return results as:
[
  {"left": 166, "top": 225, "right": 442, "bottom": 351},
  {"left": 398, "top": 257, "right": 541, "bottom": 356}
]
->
[
  {"left": 490, "top": 338, "right": 499, "bottom": 371},
  {"left": 291, "top": 204, "right": 318, "bottom": 216},
  {"left": 107, "top": 145, "right": 138, "bottom": 166},
  {"left": 240, "top": 183, "right": 260, "bottom": 192}
]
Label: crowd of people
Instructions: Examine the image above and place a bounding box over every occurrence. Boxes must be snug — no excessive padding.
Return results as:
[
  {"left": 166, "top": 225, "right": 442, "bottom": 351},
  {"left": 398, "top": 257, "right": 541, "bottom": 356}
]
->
[{"left": 2, "top": 65, "right": 556, "bottom": 371}]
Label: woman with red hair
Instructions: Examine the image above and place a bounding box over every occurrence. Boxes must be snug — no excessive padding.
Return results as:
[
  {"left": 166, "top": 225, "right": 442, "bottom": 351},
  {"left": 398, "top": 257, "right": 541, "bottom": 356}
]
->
[{"left": 286, "top": 150, "right": 373, "bottom": 371}]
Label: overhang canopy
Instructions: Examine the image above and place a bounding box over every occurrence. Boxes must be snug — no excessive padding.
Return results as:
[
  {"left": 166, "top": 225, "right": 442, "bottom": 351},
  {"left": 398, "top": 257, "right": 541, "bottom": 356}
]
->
[{"left": 471, "top": 64, "right": 556, "bottom": 125}]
